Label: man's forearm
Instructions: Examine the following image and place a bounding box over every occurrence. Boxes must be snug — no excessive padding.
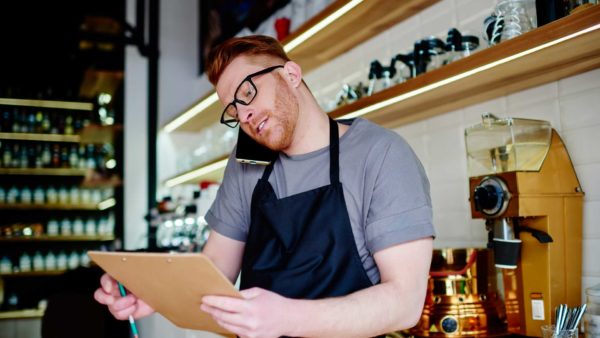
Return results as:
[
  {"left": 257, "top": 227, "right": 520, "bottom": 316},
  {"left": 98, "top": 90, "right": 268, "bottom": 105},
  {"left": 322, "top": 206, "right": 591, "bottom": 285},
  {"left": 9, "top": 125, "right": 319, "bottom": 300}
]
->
[{"left": 284, "top": 280, "right": 425, "bottom": 338}]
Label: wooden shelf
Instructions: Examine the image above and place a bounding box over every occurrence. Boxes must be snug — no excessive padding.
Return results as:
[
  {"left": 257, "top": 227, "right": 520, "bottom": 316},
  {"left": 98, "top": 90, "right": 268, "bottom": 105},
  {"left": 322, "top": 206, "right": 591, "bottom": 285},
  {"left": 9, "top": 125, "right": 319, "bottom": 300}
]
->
[
  {"left": 0, "top": 309, "right": 45, "bottom": 320},
  {"left": 283, "top": 0, "right": 439, "bottom": 73},
  {"left": 0, "top": 97, "right": 93, "bottom": 111},
  {"left": 0, "top": 168, "right": 89, "bottom": 176},
  {"left": 0, "top": 270, "right": 67, "bottom": 277},
  {"left": 329, "top": 5, "right": 600, "bottom": 128},
  {"left": 0, "top": 124, "right": 121, "bottom": 144},
  {"left": 0, "top": 235, "right": 114, "bottom": 242},
  {"left": 0, "top": 132, "right": 80, "bottom": 143},
  {"left": 163, "top": 0, "right": 439, "bottom": 133},
  {"left": 0, "top": 202, "right": 114, "bottom": 210}
]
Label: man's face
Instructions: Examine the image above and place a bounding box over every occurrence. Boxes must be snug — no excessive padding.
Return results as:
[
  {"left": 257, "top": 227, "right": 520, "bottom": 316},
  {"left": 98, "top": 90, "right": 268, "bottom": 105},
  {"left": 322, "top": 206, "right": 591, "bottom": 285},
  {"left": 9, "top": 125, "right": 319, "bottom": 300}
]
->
[{"left": 216, "top": 56, "right": 299, "bottom": 152}]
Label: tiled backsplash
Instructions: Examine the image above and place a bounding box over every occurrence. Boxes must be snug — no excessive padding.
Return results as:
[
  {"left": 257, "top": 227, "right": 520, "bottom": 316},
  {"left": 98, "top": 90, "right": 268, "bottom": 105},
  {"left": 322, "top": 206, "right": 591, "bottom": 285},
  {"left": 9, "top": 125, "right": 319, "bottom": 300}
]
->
[{"left": 303, "top": 0, "right": 600, "bottom": 296}]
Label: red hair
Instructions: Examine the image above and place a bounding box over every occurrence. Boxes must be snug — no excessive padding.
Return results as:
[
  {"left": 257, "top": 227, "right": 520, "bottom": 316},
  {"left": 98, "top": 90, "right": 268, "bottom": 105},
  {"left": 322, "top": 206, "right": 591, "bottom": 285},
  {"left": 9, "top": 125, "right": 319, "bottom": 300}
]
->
[{"left": 206, "top": 35, "right": 290, "bottom": 85}]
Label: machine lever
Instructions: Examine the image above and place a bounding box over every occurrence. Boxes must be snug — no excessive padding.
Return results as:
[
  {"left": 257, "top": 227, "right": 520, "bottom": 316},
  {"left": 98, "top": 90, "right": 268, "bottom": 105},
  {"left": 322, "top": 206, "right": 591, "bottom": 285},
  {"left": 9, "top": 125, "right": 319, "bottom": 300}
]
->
[{"left": 518, "top": 226, "right": 553, "bottom": 243}]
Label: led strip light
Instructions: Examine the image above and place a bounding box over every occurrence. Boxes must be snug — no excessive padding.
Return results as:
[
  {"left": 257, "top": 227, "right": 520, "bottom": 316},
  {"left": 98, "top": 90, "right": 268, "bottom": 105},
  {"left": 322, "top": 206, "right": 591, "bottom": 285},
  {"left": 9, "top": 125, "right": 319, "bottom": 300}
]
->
[
  {"left": 165, "top": 158, "right": 228, "bottom": 187},
  {"left": 283, "top": 0, "right": 364, "bottom": 52},
  {"left": 163, "top": 92, "right": 219, "bottom": 133}
]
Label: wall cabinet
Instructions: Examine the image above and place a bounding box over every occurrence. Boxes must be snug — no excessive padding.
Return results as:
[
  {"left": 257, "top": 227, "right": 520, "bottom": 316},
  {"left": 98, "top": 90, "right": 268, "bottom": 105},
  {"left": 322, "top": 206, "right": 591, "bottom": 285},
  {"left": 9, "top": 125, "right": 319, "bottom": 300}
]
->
[{"left": 0, "top": 98, "right": 123, "bottom": 319}]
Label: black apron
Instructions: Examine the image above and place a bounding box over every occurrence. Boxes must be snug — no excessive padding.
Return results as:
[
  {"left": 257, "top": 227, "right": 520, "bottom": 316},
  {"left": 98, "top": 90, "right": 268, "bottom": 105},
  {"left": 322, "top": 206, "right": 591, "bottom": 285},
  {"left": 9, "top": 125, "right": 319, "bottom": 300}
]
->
[{"left": 240, "top": 117, "right": 374, "bottom": 299}]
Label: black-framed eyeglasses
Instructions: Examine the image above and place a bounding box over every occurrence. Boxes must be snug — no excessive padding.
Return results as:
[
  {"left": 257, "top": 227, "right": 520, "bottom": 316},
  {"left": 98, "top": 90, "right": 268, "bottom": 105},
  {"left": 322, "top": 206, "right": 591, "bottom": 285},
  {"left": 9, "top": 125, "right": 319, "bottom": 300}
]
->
[{"left": 220, "top": 65, "right": 284, "bottom": 128}]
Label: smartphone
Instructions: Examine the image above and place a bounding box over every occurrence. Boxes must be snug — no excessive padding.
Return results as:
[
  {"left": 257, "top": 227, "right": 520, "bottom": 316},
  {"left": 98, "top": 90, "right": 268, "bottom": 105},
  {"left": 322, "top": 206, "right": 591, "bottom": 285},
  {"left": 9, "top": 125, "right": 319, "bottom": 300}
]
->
[{"left": 235, "top": 128, "right": 277, "bottom": 165}]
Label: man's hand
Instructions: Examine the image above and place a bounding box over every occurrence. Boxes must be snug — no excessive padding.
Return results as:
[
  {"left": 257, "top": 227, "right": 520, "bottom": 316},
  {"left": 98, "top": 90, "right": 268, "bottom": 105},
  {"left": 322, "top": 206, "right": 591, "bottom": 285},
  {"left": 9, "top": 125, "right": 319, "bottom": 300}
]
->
[
  {"left": 201, "top": 287, "right": 293, "bottom": 338},
  {"left": 93, "top": 273, "right": 155, "bottom": 320}
]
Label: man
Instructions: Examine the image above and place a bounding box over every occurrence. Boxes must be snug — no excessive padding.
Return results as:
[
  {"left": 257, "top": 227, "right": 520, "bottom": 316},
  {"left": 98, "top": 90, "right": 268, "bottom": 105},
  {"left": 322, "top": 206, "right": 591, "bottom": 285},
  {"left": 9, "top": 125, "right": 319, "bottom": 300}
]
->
[{"left": 95, "top": 35, "right": 434, "bottom": 338}]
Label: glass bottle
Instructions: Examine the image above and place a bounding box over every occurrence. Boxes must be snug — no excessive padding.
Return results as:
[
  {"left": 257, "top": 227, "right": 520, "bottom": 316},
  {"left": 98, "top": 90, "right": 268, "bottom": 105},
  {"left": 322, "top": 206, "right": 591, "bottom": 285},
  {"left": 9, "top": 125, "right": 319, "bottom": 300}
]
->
[
  {"left": 46, "top": 186, "right": 58, "bottom": 204},
  {"left": 1, "top": 109, "right": 11, "bottom": 132},
  {"left": 41, "top": 144, "right": 52, "bottom": 167},
  {"left": 11, "top": 108, "right": 21, "bottom": 133},
  {"left": 33, "top": 251, "right": 45, "bottom": 271},
  {"left": 64, "top": 114, "right": 74, "bottom": 135},
  {"left": 60, "top": 145, "right": 69, "bottom": 168},
  {"left": 19, "top": 253, "right": 32, "bottom": 272},
  {"left": 69, "top": 145, "right": 79, "bottom": 168},
  {"left": 2, "top": 141, "right": 11, "bottom": 167},
  {"left": 56, "top": 251, "right": 68, "bottom": 270},
  {"left": 41, "top": 112, "right": 51, "bottom": 133},
  {"left": 20, "top": 186, "right": 32, "bottom": 204},
  {"left": 78, "top": 144, "right": 87, "bottom": 168},
  {"left": 33, "top": 186, "right": 45, "bottom": 204},
  {"left": 45, "top": 251, "right": 57, "bottom": 271},
  {"left": 46, "top": 218, "right": 59, "bottom": 236},
  {"left": 35, "top": 111, "right": 44, "bottom": 133},
  {"left": 72, "top": 217, "right": 84, "bottom": 235}
]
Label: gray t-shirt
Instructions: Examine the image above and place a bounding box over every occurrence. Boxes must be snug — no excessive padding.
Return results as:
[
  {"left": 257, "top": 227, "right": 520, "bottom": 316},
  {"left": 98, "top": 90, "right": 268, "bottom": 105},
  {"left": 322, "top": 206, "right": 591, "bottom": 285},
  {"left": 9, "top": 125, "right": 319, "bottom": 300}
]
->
[{"left": 205, "top": 118, "right": 435, "bottom": 284}]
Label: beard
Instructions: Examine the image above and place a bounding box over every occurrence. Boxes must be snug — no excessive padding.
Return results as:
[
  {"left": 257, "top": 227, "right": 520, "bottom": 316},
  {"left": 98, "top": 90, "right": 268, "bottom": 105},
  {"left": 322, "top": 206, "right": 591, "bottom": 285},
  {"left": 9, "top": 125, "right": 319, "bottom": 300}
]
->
[{"left": 254, "top": 74, "right": 299, "bottom": 151}]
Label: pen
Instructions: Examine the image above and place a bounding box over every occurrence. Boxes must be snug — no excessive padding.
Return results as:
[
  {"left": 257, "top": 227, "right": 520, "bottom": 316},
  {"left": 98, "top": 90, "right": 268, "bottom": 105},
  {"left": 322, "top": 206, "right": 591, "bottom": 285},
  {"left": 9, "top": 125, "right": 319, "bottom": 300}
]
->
[{"left": 117, "top": 281, "right": 140, "bottom": 338}]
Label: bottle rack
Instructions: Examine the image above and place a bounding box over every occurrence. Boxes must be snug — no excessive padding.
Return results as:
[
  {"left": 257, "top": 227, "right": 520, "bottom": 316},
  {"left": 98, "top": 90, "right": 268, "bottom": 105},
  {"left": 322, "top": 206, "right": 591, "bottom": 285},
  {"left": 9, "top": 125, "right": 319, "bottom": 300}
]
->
[{"left": 0, "top": 97, "right": 123, "bottom": 318}]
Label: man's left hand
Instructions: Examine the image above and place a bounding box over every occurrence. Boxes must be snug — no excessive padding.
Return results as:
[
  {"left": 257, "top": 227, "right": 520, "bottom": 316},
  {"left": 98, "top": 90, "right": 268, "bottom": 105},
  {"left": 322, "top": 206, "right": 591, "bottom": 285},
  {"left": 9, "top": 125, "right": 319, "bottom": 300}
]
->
[{"left": 201, "top": 287, "right": 293, "bottom": 338}]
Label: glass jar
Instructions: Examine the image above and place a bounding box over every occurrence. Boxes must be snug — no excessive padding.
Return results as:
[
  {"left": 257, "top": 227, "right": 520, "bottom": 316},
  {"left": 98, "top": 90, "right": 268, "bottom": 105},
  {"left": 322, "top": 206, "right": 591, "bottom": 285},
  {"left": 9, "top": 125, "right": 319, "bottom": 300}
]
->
[
  {"left": 495, "top": 0, "right": 535, "bottom": 41},
  {"left": 585, "top": 283, "right": 600, "bottom": 338}
]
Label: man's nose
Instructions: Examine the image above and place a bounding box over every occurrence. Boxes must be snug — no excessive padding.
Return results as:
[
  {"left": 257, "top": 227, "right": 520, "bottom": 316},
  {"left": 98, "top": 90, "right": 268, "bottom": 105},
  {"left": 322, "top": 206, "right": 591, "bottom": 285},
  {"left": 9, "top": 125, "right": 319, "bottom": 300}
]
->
[{"left": 237, "top": 105, "right": 254, "bottom": 123}]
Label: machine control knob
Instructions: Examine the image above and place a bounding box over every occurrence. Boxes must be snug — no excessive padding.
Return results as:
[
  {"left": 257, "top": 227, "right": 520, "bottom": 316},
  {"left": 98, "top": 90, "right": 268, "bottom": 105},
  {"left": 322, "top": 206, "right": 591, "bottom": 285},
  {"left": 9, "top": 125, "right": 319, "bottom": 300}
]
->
[
  {"left": 473, "top": 176, "right": 510, "bottom": 216},
  {"left": 440, "top": 316, "right": 459, "bottom": 334},
  {"left": 474, "top": 185, "right": 499, "bottom": 210}
]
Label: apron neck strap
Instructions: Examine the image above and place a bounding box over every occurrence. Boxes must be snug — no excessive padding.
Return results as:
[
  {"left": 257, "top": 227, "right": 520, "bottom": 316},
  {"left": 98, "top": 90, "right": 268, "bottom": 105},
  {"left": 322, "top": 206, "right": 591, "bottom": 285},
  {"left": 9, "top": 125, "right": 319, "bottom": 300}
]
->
[
  {"left": 329, "top": 117, "right": 340, "bottom": 184},
  {"left": 260, "top": 117, "right": 340, "bottom": 184}
]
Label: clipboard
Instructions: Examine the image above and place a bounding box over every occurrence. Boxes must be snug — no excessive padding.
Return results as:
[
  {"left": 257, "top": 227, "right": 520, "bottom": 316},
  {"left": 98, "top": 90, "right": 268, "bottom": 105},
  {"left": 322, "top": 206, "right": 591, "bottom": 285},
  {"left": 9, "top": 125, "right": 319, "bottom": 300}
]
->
[{"left": 88, "top": 251, "right": 241, "bottom": 334}]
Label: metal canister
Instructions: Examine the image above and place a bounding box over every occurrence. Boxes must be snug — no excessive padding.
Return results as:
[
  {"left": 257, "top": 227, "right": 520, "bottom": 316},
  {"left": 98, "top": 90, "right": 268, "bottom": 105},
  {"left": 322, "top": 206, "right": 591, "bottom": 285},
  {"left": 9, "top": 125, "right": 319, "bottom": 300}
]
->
[{"left": 408, "top": 248, "right": 508, "bottom": 337}]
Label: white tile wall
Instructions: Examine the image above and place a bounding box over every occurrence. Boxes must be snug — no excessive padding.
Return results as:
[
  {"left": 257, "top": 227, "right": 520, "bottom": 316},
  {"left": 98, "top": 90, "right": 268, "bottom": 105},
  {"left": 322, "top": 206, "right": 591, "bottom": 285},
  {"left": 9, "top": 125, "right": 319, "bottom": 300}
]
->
[{"left": 302, "top": 0, "right": 600, "bottom": 292}]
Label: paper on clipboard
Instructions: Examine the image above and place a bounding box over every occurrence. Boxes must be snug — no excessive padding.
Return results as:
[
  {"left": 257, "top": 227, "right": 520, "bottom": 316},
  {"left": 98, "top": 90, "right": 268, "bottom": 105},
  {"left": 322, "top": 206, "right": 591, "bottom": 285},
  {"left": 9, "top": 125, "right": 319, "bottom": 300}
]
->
[{"left": 88, "top": 251, "right": 241, "bottom": 334}]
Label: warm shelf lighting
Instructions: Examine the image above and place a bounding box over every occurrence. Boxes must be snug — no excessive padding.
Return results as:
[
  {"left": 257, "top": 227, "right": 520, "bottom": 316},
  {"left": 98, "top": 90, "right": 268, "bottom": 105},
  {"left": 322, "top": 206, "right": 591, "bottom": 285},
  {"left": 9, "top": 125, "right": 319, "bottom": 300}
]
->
[
  {"left": 163, "top": 92, "right": 219, "bottom": 133},
  {"left": 283, "top": 0, "right": 364, "bottom": 52},
  {"left": 340, "top": 23, "right": 600, "bottom": 120},
  {"left": 165, "top": 158, "right": 228, "bottom": 187},
  {"left": 98, "top": 198, "right": 117, "bottom": 210},
  {"left": 0, "top": 98, "right": 93, "bottom": 111}
]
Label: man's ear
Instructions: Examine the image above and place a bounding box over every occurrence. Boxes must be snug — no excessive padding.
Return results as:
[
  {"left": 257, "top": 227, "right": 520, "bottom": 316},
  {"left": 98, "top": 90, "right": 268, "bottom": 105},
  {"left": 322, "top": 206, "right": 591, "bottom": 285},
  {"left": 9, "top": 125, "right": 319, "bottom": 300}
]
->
[{"left": 283, "top": 61, "right": 303, "bottom": 88}]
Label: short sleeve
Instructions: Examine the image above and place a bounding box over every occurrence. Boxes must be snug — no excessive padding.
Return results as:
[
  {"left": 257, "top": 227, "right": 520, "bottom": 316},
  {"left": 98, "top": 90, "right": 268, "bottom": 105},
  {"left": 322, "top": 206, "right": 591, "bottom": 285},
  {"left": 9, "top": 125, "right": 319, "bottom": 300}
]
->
[
  {"left": 364, "top": 137, "right": 435, "bottom": 253},
  {"left": 204, "top": 151, "right": 250, "bottom": 242}
]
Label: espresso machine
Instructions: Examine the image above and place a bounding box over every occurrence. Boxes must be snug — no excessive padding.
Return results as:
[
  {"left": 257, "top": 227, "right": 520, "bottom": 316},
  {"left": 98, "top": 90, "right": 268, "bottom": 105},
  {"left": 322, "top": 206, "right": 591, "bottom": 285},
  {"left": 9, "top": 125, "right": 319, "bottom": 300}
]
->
[{"left": 465, "top": 114, "right": 584, "bottom": 337}]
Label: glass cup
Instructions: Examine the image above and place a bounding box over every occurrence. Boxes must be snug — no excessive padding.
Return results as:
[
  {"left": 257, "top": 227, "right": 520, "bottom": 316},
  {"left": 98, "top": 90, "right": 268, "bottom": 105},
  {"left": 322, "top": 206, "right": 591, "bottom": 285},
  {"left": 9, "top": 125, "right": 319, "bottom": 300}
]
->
[{"left": 541, "top": 324, "right": 579, "bottom": 338}]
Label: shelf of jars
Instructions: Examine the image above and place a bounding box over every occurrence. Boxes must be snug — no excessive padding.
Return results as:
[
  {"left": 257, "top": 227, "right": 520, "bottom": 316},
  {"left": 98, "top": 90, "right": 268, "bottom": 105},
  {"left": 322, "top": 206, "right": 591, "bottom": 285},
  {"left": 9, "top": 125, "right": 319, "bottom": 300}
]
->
[
  {"left": 162, "top": 5, "right": 600, "bottom": 187},
  {"left": 329, "top": 4, "right": 600, "bottom": 128},
  {"left": 162, "top": 0, "right": 439, "bottom": 133},
  {"left": 0, "top": 309, "right": 45, "bottom": 320}
]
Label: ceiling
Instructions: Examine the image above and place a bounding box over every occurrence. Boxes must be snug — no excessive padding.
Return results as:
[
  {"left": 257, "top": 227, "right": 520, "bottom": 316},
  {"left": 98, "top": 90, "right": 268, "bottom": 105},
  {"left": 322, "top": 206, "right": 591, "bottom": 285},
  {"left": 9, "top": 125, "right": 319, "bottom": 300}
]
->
[{"left": 0, "top": 0, "right": 126, "bottom": 101}]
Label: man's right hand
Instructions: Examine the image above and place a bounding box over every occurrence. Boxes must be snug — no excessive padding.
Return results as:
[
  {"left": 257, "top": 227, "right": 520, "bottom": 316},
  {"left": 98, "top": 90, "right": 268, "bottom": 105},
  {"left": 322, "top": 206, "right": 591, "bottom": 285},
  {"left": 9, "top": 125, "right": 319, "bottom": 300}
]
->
[{"left": 94, "top": 273, "right": 155, "bottom": 320}]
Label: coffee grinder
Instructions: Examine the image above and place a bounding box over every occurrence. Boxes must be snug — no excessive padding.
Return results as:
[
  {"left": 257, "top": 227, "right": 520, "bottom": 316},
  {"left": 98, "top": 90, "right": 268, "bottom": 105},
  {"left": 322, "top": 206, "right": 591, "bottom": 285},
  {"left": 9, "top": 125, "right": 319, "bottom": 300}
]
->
[{"left": 466, "top": 114, "right": 584, "bottom": 337}]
